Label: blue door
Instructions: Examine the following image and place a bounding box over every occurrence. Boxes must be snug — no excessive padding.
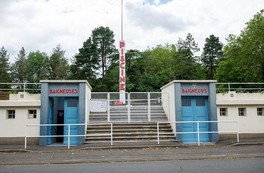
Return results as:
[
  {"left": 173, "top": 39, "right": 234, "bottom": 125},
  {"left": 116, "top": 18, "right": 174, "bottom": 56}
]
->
[
  {"left": 64, "top": 98, "right": 79, "bottom": 145},
  {"left": 47, "top": 98, "right": 55, "bottom": 144},
  {"left": 181, "top": 97, "right": 209, "bottom": 143}
]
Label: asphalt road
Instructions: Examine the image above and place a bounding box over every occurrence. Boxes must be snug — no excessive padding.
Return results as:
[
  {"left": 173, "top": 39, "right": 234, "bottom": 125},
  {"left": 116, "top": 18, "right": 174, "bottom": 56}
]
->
[{"left": 1, "top": 158, "right": 264, "bottom": 173}]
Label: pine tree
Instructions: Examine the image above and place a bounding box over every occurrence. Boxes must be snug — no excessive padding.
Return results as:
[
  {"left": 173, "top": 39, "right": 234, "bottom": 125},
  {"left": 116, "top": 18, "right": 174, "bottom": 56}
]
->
[{"left": 0, "top": 46, "right": 11, "bottom": 83}]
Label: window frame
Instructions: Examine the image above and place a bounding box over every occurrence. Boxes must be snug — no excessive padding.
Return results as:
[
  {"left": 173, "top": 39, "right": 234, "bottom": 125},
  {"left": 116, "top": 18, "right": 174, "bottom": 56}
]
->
[
  {"left": 28, "top": 109, "right": 37, "bottom": 119},
  {"left": 7, "top": 110, "right": 16, "bottom": 119},
  {"left": 220, "top": 108, "right": 228, "bottom": 117},
  {"left": 238, "top": 107, "right": 247, "bottom": 117},
  {"left": 257, "top": 108, "right": 264, "bottom": 116}
]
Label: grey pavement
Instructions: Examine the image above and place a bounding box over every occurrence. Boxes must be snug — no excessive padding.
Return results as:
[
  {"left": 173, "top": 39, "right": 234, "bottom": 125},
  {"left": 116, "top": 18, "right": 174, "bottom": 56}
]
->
[{"left": 0, "top": 142, "right": 264, "bottom": 166}]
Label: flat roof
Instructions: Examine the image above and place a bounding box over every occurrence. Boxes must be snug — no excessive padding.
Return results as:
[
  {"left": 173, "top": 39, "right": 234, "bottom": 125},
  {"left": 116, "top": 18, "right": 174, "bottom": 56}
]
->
[
  {"left": 40, "top": 80, "right": 92, "bottom": 89},
  {"left": 161, "top": 80, "right": 217, "bottom": 90}
]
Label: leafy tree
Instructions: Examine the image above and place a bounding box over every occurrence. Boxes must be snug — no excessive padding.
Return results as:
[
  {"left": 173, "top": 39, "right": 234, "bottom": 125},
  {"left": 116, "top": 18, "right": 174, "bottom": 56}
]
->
[
  {"left": 215, "top": 59, "right": 245, "bottom": 82},
  {"left": 11, "top": 47, "right": 28, "bottom": 83},
  {"left": 238, "top": 10, "right": 264, "bottom": 82},
  {"left": 216, "top": 10, "right": 264, "bottom": 82},
  {"left": 174, "top": 33, "right": 205, "bottom": 80},
  {"left": 92, "top": 26, "right": 117, "bottom": 77},
  {"left": 125, "top": 49, "right": 142, "bottom": 74},
  {"left": 201, "top": 35, "right": 223, "bottom": 79},
  {"left": 49, "top": 45, "right": 70, "bottom": 80},
  {"left": 0, "top": 46, "right": 11, "bottom": 83},
  {"left": 138, "top": 73, "right": 162, "bottom": 92},
  {"left": 146, "top": 44, "right": 176, "bottom": 84},
  {"left": 126, "top": 55, "right": 146, "bottom": 92},
  {"left": 27, "top": 51, "right": 49, "bottom": 83},
  {"left": 70, "top": 37, "right": 99, "bottom": 85}
]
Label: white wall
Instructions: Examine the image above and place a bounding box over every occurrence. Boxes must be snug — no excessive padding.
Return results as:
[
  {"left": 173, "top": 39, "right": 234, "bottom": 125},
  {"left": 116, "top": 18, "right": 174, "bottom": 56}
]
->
[
  {"left": 0, "top": 107, "right": 40, "bottom": 137},
  {"left": 0, "top": 92, "right": 41, "bottom": 138},
  {"left": 161, "top": 82, "right": 176, "bottom": 132},
  {"left": 217, "top": 92, "right": 264, "bottom": 134}
]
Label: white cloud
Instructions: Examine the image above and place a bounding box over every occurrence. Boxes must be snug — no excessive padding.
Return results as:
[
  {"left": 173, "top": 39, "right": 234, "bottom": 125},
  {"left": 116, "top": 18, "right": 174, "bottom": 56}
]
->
[
  {"left": 126, "top": 1, "right": 193, "bottom": 32},
  {"left": 0, "top": 0, "right": 263, "bottom": 62}
]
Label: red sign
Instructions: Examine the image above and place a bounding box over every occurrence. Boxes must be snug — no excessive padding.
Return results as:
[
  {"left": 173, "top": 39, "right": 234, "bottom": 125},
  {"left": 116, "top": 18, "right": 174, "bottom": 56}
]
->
[
  {"left": 181, "top": 88, "right": 207, "bottom": 94},
  {"left": 49, "top": 89, "right": 78, "bottom": 95},
  {"left": 119, "top": 41, "right": 126, "bottom": 91}
]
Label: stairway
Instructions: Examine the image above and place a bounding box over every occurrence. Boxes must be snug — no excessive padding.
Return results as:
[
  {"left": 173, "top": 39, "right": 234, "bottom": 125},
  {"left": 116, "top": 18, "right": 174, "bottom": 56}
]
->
[
  {"left": 87, "top": 103, "right": 176, "bottom": 145},
  {"left": 85, "top": 122, "right": 176, "bottom": 144},
  {"left": 89, "top": 105, "right": 168, "bottom": 122}
]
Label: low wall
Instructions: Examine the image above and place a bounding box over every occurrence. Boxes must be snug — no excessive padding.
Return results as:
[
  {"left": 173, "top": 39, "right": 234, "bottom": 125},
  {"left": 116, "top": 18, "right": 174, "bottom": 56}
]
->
[
  {"left": 0, "top": 137, "right": 39, "bottom": 145},
  {"left": 219, "top": 133, "right": 264, "bottom": 140}
]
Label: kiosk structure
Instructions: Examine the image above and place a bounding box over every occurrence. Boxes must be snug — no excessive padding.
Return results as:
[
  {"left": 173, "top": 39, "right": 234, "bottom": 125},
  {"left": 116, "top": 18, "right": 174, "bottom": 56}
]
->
[
  {"left": 39, "top": 80, "right": 92, "bottom": 146},
  {"left": 161, "top": 80, "right": 218, "bottom": 143}
]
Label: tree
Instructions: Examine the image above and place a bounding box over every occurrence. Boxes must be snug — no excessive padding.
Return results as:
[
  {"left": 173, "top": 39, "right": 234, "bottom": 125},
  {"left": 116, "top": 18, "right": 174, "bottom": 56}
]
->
[
  {"left": 11, "top": 47, "right": 28, "bottom": 83},
  {"left": 27, "top": 51, "right": 49, "bottom": 83},
  {"left": 201, "top": 35, "right": 223, "bottom": 79},
  {"left": 238, "top": 10, "right": 264, "bottom": 82},
  {"left": 92, "top": 26, "right": 117, "bottom": 77},
  {"left": 175, "top": 33, "right": 205, "bottom": 80},
  {"left": 215, "top": 59, "right": 245, "bottom": 82},
  {"left": 0, "top": 46, "right": 11, "bottom": 83},
  {"left": 177, "top": 33, "right": 200, "bottom": 63},
  {"left": 216, "top": 10, "right": 264, "bottom": 82},
  {"left": 70, "top": 37, "right": 99, "bottom": 85},
  {"left": 146, "top": 44, "right": 176, "bottom": 84},
  {"left": 49, "top": 45, "right": 70, "bottom": 80}
]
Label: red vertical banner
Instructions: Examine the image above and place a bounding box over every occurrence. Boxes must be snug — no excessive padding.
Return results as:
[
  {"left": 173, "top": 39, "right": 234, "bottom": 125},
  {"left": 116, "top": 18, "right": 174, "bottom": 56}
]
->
[{"left": 119, "top": 41, "right": 126, "bottom": 104}]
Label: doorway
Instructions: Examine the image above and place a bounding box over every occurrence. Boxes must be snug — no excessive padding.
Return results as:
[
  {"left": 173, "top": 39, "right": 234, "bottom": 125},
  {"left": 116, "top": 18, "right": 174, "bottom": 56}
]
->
[
  {"left": 56, "top": 110, "right": 64, "bottom": 143},
  {"left": 181, "top": 96, "right": 209, "bottom": 143},
  {"left": 63, "top": 97, "right": 79, "bottom": 145},
  {"left": 47, "top": 97, "right": 79, "bottom": 145}
]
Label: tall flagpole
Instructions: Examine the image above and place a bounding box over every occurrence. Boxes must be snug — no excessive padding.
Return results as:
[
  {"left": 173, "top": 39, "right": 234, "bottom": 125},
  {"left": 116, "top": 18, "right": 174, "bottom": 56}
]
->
[{"left": 119, "top": 0, "right": 126, "bottom": 104}]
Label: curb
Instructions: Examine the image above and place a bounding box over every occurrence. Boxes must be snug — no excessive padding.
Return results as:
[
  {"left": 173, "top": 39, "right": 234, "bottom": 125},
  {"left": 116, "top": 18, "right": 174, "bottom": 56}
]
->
[
  {"left": 1, "top": 153, "right": 264, "bottom": 166},
  {"left": 0, "top": 149, "right": 31, "bottom": 153},
  {"left": 232, "top": 142, "right": 264, "bottom": 146},
  {"left": 1, "top": 141, "right": 263, "bottom": 153}
]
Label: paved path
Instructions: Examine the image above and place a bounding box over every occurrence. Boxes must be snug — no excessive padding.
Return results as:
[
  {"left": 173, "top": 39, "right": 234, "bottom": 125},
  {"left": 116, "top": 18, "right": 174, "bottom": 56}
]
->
[
  {"left": 0, "top": 145, "right": 263, "bottom": 166},
  {"left": 1, "top": 158, "right": 264, "bottom": 173}
]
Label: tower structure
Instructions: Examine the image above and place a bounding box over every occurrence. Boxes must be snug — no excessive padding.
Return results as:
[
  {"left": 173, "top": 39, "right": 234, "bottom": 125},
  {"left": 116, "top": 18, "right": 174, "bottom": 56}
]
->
[{"left": 119, "top": 0, "right": 126, "bottom": 104}]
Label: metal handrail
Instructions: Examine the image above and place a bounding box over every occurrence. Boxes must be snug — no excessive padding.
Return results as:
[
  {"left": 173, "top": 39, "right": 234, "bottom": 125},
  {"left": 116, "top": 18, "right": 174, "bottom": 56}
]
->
[
  {"left": 90, "top": 92, "right": 169, "bottom": 123},
  {"left": 157, "top": 120, "right": 239, "bottom": 146},
  {"left": 24, "top": 120, "right": 239, "bottom": 149},
  {"left": 216, "top": 83, "right": 264, "bottom": 92},
  {"left": 1, "top": 82, "right": 264, "bottom": 93},
  {"left": 25, "top": 123, "right": 113, "bottom": 149}
]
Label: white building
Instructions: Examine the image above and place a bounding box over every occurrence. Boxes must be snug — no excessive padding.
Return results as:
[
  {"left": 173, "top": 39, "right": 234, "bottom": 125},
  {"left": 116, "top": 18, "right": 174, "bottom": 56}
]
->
[
  {"left": 217, "top": 91, "right": 264, "bottom": 138},
  {"left": 0, "top": 92, "right": 40, "bottom": 144},
  {"left": 0, "top": 81, "right": 264, "bottom": 145}
]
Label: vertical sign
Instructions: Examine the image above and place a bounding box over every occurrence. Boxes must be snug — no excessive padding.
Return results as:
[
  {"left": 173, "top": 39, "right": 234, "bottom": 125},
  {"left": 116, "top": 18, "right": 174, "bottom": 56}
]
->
[{"left": 119, "top": 41, "right": 126, "bottom": 104}]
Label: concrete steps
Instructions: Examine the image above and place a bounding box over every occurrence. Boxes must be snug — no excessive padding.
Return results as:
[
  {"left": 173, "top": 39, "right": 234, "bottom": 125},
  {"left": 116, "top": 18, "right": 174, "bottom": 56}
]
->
[
  {"left": 89, "top": 105, "right": 168, "bottom": 123},
  {"left": 85, "top": 123, "right": 176, "bottom": 144}
]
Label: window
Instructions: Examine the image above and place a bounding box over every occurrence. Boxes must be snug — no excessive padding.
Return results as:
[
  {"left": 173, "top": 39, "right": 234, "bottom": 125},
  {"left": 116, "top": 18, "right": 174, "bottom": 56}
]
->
[
  {"left": 196, "top": 98, "right": 205, "bottom": 106},
  {"left": 220, "top": 108, "right": 228, "bottom": 116},
  {"left": 238, "top": 108, "right": 246, "bottom": 116},
  {"left": 7, "top": 110, "right": 15, "bottom": 119},
  {"left": 67, "top": 98, "right": 78, "bottom": 107},
  {"left": 28, "top": 110, "right": 37, "bottom": 119},
  {"left": 182, "top": 97, "right": 191, "bottom": 106},
  {"left": 257, "top": 108, "right": 264, "bottom": 116}
]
